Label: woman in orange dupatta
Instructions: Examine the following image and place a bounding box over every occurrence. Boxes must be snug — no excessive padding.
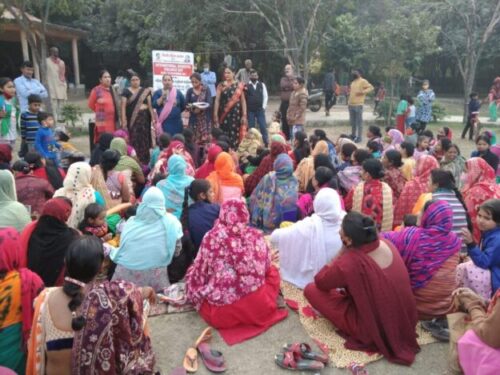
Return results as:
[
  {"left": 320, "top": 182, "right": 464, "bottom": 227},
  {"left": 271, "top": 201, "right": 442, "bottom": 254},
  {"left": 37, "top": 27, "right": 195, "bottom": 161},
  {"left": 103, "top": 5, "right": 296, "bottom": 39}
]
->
[
  {"left": 207, "top": 152, "right": 244, "bottom": 204},
  {"left": 214, "top": 67, "right": 247, "bottom": 149},
  {"left": 88, "top": 70, "right": 119, "bottom": 143}
]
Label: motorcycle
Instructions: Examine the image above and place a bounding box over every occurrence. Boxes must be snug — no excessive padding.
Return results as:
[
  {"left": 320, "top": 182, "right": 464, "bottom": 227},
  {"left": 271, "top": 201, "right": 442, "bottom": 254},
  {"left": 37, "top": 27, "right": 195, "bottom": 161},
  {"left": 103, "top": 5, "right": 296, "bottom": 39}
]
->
[{"left": 307, "top": 88, "right": 323, "bottom": 112}]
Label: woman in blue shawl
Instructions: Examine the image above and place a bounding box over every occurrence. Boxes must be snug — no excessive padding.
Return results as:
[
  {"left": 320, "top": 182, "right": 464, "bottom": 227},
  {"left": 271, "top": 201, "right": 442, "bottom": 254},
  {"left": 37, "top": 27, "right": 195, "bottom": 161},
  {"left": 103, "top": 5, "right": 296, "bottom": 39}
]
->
[
  {"left": 157, "top": 155, "right": 194, "bottom": 219},
  {"left": 111, "top": 186, "right": 182, "bottom": 291},
  {"left": 250, "top": 154, "right": 299, "bottom": 232}
]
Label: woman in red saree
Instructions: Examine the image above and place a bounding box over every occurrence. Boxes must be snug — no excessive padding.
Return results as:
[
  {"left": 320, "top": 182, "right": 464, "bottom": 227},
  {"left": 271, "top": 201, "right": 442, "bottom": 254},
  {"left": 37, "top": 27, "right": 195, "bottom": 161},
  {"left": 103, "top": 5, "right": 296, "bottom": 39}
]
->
[
  {"left": 88, "top": 70, "right": 119, "bottom": 143},
  {"left": 304, "top": 212, "right": 419, "bottom": 365},
  {"left": 214, "top": 67, "right": 247, "bottom": 149},
  {"left": 393, "top": 154, "right": 439, "bottom": 226},
  {"left": 185, "top": 199, "right": 287, "bottom": 345},
  {"left": 462, "top": 157, "right": 500, "bottom": 242}
]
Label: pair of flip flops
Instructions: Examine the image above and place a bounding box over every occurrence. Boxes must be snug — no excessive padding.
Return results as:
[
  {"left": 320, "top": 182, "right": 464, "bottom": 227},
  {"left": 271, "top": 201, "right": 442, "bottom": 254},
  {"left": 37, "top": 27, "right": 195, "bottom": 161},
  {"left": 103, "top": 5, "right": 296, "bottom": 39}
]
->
[
  {"left": 183, "top": 327, "right": 227, "bottom": 373},
  {"left": 275, "top": 343, "right": 328, "bottom": 372}
]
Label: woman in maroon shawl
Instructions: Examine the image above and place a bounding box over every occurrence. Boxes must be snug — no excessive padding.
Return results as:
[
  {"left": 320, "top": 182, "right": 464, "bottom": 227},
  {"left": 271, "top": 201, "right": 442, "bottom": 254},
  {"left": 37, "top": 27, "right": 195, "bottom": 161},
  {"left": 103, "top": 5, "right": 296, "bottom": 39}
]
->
[
  {"left": 195, "top": 144, "right": 222, "bottom": 179},
  {"left": 244, "top": 141, "right": 287, "bottom": 196},
  {"left": 304, "top": 212, "right": 419, "bottom": 365},
  {"left": 69, "top": 236, "right": 156, "bottom": 374}
]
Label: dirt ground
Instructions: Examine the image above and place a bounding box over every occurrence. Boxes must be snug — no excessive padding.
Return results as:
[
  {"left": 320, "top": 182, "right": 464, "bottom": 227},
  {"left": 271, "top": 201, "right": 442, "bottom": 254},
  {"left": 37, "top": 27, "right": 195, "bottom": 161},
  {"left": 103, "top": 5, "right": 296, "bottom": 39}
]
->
[{"left": 68, "top": 103, "right": 491, "bottom": 375}]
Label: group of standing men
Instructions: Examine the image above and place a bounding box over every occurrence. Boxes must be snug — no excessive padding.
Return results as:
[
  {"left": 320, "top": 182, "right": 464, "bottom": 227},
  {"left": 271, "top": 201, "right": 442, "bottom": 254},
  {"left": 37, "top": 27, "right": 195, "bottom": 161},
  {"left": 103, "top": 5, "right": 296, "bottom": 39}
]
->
[{"left": 13, "top": 47, "right": 68, "bottom": 120}]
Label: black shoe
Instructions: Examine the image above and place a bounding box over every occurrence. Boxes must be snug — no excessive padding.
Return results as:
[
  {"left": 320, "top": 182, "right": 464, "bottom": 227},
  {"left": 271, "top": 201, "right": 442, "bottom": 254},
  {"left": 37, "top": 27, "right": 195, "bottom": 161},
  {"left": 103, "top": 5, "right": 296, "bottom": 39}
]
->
[{"left": 421, "top": 319, "right": 449, "bottom": 342}]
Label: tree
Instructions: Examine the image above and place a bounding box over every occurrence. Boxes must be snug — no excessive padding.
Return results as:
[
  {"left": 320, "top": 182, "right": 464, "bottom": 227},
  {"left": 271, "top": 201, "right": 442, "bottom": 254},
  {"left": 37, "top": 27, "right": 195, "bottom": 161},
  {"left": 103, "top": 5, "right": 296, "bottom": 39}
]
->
[
  {"left": 2, "top": 0, "right": 89, "bottom": 99},
  {"left": 432, "top": 0, "right": 500, "bottom": 121},
  {"left": 221, "top": 0, "right": 337, "bottom": 82},
  {"left": 367, "top": 12, "right": 439, "bottom": 123}
]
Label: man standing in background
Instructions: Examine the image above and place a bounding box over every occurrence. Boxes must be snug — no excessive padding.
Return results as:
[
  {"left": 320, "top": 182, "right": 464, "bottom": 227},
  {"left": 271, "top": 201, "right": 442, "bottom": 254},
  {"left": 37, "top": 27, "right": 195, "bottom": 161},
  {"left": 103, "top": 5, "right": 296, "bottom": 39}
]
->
[
  {"left": 245, "top": 69, "right": 269, "bottom": 145},
  {"left": 235, "top": 59, "right": 253, "bottom": 83},
  {"left": 201, "top": 62, "right": 217, "bottom": 99},
  {"left": 14, "top": 61, "right": 48, "bottom": 113},
  {"left": 322, "top": 67, "right": 336, "bottom": 117},
  {"left": 46, "top": 47, "right": 67, "bottom": 122},
  {"left": 279, "top": 64, "right": 294, "bottom": 140},
  {"left": 348, "top": 68, "right": 373, "bottom": 143}
]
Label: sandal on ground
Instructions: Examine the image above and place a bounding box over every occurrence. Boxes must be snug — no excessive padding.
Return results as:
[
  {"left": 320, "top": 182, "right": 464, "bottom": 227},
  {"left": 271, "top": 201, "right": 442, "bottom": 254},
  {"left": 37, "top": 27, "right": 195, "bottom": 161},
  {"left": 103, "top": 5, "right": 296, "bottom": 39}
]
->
[
  {"left": 197, "top": 342, "right": 227, "bottom": 373},
  {"left": 275, "top": 351, "right": 325, "bottom": 371},
  {"left": 183, "top": 348, "right": 198, "bottom": 373},
  {"left": 284, "top": 342, "right": 329, "bottom": 364},
  {"left": 170, "top": 367, "right": 187, "bottom": 375},
  {"left": 194, "top": 327, "right": 213, "bottom": 348}
]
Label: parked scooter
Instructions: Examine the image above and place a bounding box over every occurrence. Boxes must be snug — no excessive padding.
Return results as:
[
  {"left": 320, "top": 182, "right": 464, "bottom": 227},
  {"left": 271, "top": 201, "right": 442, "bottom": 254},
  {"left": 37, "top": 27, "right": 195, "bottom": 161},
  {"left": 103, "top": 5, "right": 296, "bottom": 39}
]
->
[{"left": 307, "top": 88, "right": 323, "bottom": 112}]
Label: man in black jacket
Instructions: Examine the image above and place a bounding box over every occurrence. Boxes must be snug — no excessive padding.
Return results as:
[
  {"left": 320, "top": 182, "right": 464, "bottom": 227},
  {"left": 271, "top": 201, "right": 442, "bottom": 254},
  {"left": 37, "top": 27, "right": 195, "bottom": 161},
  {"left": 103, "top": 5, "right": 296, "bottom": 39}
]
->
[
  {"left": 323, "top": 67, "right": 336, "bottom": 117},
  {"left": 245, "top": 70, "right": 269, "bottom": 145}
]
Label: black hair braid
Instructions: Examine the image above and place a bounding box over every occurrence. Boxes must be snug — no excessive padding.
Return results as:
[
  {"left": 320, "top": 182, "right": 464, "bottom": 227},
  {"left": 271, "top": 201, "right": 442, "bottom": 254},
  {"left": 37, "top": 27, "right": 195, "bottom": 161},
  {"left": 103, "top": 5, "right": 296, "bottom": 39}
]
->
[
  {"left": 62, "top": 281, "right": 86, "bottom": 331},
  {"left": 180, "top": 187, "right": 190, "bottom": 231}
]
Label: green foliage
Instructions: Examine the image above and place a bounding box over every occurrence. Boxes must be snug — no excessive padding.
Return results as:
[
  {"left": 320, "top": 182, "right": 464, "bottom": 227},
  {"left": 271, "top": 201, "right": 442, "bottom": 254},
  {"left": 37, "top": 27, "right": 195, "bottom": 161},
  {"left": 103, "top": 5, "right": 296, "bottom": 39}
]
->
[
  {"left": 431, "top": 102, "right": 446, "bottom": 123},
  {"left": 61, "top": 104, "right": 82, "bottom": 127},
  {"left": 375, "top": 100, "right": 395, "bottom": 122}
]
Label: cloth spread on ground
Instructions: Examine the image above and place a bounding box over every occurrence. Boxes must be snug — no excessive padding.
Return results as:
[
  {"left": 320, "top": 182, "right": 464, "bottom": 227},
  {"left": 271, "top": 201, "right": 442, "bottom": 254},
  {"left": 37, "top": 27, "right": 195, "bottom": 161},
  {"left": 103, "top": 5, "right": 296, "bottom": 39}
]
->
[{"left": 279, "top": 280, "right": 436, "bottom": 368}]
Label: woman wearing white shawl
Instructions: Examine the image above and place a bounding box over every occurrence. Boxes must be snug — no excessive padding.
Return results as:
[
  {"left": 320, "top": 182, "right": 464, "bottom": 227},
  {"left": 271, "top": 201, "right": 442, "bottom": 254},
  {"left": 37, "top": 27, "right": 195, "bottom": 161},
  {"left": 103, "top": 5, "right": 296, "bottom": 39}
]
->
[{"left": 270, "top": 188, "right": 345, "bottom": 289}]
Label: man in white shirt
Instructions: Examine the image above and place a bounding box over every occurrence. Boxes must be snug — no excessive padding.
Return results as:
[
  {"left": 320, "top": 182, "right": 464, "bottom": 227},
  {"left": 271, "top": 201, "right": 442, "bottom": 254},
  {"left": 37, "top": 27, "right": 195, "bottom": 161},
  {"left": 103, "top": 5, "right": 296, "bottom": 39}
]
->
[
  {"left": 200, "top": 62, "right": 216, "bottom": 98},
  {"left": 13, "top": 61, "right": 48, "bottom": 113},
  {"left": 245, "top": 70, "right": 269, "bottom": 145}
]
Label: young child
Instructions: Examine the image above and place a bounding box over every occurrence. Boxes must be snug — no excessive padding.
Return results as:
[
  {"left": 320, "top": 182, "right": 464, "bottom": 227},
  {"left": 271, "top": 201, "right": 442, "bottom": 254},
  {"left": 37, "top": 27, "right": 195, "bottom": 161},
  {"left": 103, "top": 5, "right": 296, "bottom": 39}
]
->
[
  {"left": 78, "top": 203, "right": 113, "bottom": 241},
  {"left": 395, "top": 94, "right": 409, "bottom": 133},
  {"left": 35, "top": 112, "right": 61, "bottom": 165},
  {"left": 367, "top": 140, "right": 382, "bottom": 159},
  {"left": 366, "top": 125, "right": 382, "bottom": 145},
  {"left": 338, "top": 148, "right": 371, "bottom": 195},
  {"left": 0, "top": 77, "right": 19, "bottom": 148},
  {"left": 268, "top": 111, "right": 282, "bottom": 138},
  {"left": 462, "top": 92, "right": 481, "bottom": 141},
  {"left": 337, "top": 142, "right": 357, "bottom": 172},
  {"left": 413, "top": 135, "right": 430, "bottom": 161},
  {"left": 182, "top": 179, "right": 220, "bottom": 250},
  {"left": 210, "top": 128, "right": 224, "bottom": 145},
  {"left": 471, "top": 133, "right": 499, "bottom": 173},
  {"left": 423, "top": 130, "right": 436, "bottom": 148},
  {"left": 458, "top": 199, "right": 500, "bottom": 299},
  {"left": 405, "top": 97, "right": 416, "bottom": 129},
  {"left": 150, "top": 133, "right": 171, "bottom": 170},
  {"left": 400, "top": 141, "right": 416, "bottom": 181},
  {"left": 20, "top": 94, "right": 42, "bottom": 156},
  {"left": 431, "top": 137, "right": 451, "bottom": 162}
]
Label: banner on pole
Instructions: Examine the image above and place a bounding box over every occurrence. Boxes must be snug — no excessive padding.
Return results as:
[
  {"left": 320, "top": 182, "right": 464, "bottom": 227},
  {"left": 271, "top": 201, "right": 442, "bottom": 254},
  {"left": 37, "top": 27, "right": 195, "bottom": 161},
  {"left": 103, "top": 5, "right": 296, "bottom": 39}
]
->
[{"left": 152, "top": 50, "right": 194, "bottom": 94}]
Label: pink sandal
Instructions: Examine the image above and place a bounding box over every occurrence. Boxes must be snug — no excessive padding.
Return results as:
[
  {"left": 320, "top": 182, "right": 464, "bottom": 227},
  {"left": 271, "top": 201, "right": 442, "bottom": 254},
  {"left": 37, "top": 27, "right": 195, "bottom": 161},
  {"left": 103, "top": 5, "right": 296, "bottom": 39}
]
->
[{"left": 275, "top": 351, "right": 325, "bottom": 371}]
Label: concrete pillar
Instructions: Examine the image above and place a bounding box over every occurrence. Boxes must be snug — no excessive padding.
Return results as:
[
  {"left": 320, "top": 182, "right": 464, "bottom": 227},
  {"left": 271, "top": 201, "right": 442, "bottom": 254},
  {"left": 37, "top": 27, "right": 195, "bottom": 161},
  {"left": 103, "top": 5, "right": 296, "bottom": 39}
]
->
[
  {"left": 72, "top": 38, "right": 80, "bottom": 86},
  {"left": 20, "top": 30, "right": 29, "bottom": 60}
]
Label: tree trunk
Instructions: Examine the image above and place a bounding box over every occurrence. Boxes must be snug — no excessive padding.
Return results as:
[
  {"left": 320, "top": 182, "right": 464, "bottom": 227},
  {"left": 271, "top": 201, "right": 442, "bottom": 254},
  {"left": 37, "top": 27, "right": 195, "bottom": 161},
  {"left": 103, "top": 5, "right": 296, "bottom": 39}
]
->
[{"left": 387, "top": 78, "right": 395, "bottom": 126}]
